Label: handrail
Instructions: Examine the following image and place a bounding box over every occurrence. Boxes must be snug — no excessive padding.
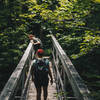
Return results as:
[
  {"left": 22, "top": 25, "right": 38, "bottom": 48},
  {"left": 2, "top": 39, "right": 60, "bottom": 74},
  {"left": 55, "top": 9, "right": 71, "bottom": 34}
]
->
[
  {"left": 0, "top": 42, "right": 34, "bottom": 100},
  {"left": 51, "top": 35, "right": 93, "bottom": 100}
]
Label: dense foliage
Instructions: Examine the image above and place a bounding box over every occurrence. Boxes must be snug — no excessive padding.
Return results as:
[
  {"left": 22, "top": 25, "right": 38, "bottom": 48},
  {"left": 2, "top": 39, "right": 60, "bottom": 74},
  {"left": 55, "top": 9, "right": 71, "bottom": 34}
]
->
[
  {"left": 0, "top": 0, "right": 100, "bottom": 99},
  {"left": 0, "top": 0, "right": 28, "bottom": 91}
]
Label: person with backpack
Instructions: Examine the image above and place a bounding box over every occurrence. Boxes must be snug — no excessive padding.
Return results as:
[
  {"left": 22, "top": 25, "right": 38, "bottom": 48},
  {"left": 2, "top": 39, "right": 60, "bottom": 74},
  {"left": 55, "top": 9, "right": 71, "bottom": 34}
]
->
[
  {"left": 31, "top": 49, "right": 53, "bottom": 100},
  {"left": 28, "top": 34, "right": 43, "bottom": 52}
]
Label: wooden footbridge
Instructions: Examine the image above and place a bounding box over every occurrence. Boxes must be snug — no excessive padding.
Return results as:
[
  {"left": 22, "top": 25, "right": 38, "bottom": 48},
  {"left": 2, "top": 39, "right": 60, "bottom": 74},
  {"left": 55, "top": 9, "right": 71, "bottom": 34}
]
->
[{"left": 0, "top": 35, "right": 93, "bottom": 100}]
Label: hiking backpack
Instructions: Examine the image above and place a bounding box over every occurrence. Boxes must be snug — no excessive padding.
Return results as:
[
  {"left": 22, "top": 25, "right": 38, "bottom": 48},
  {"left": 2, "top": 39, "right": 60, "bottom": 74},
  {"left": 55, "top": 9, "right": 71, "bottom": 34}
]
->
[
  {"left": 33, "top": 58, "right": 49, "bottom": 80},
  {"left": 33, "top": 38, "right": 43, "bottom": 50}
]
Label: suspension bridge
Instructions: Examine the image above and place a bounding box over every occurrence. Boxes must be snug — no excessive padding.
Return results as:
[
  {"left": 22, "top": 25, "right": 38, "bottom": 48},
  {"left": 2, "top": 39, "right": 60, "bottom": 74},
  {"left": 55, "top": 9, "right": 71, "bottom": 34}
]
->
[{"left": 0, "top": 35, "right": 93, "bottom": 100}]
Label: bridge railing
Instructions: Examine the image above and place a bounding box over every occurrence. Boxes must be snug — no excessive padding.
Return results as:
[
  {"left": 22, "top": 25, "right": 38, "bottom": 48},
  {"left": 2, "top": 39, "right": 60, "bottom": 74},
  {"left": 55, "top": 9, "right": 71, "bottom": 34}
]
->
[
  {"left": 0, "top": 42, "right": 34, "bottom": 100},
  {"left": 51, "top": 35, "right": 93, "bottom": 100}
]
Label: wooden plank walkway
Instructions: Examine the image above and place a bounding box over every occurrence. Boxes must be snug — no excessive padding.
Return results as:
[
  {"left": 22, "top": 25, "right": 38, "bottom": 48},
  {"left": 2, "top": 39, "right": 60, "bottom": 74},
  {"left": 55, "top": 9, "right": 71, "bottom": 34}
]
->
[{"left": 27, "top": 68, "right": 58, "bottom": 100}]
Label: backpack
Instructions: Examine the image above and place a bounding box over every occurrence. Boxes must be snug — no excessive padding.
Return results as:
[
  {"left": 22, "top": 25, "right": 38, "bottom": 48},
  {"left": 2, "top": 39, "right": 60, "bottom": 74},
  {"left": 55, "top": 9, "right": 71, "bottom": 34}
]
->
[
  {"left": 33, "top": 38, "right": 43, "bottom": 51},
  {"left": 37, "top": 38, "right": 43, "bottom": 48},
  {"left": 33, "top": 58, "right": 49, "bottom": 81}
]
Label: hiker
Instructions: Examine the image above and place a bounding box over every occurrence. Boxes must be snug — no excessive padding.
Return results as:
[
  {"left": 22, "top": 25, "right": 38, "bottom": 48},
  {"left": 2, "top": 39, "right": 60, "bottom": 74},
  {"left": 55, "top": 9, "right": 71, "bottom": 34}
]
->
[
  {"left": 28, "top": 34, "right": 43, "bottom": 52},
  {"left": 31, "top": 49, "right": 53, "bottom": 100}
]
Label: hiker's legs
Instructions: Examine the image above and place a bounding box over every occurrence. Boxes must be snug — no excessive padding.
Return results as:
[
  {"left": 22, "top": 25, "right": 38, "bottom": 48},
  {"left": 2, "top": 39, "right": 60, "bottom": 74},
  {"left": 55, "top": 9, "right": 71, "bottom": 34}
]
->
[
  {"left": 36, "top": 87, "right": 42, "bottom": 100},
  {"left": 43, "top": 86, "right": 48, "bottom": 100}
]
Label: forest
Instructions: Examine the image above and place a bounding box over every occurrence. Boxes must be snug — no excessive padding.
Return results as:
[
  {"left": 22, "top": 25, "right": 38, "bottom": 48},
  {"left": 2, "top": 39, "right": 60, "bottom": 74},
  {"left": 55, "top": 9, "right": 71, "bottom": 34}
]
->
[{"left": 0, "top": 0, "right": 100, "bottom": 99}]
